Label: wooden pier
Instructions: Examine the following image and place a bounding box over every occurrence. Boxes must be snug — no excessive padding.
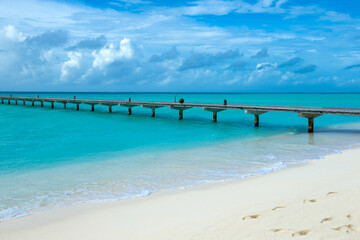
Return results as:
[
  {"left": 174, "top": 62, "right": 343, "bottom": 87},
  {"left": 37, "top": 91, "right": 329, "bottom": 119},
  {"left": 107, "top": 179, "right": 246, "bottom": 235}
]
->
[{"left": 1, "top": 95, "right": 360, "bottom": 133}]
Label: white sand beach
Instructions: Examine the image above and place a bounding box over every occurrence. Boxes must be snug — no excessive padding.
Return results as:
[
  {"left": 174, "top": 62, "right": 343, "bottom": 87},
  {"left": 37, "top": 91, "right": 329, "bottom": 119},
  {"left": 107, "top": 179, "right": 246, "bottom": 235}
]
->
[{"left": 1, "top": 146, "right": 360, "bottom": 240}]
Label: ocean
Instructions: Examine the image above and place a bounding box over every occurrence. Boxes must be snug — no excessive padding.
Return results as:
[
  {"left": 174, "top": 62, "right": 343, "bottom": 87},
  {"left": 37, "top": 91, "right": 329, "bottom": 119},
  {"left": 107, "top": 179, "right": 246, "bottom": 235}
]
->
[{"left": 1, "top": 93, "right": 360, "bottom": 221}]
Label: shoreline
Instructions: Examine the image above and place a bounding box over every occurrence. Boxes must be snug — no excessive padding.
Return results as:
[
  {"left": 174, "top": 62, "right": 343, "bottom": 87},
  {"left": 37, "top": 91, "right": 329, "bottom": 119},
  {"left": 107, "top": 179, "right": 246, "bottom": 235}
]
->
[{"left": 1, "top": 145, "right": 360, "bottom": 239}]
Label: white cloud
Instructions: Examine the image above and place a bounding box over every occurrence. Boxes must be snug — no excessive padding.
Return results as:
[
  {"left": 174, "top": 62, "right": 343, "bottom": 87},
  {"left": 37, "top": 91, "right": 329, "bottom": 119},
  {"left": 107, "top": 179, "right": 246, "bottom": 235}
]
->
[
  {"left": 275, "top": 0, "right": 288, "bottom": 8},
  {"left": 175, "top": 0, "right": 239, "bottom": 16},
  {"left": 3, "top": 25, "right": 24, "bottom": 42},
  {"left": 60, "top": 51, "right": 82, "bottom": 82},
  {"left": 259, "top": 0, "right": 275, "bottom": 8},
  {"left": 319, "top": 11, "right": 353, "bottom": 22},
  {"left": 303, "top": 36, "right": 325, "bottom": 41},
  {"left": 92, "top": 38, "right": 133, "bottom": 70},
  {"left": 41, "top": 50, "right": 53, "bottom": 62},
  {"left": 256, "top": 62, "right": 277, "bottom": 71},
  {"left": 158, "top": 76, "right": 173, "bottom": 86}
]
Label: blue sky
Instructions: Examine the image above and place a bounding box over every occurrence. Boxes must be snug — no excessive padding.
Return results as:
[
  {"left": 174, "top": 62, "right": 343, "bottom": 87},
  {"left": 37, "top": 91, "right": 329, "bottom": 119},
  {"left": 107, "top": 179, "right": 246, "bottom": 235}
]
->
[{"left": 0, "top": 0, "right": 360, "bottom": 92}]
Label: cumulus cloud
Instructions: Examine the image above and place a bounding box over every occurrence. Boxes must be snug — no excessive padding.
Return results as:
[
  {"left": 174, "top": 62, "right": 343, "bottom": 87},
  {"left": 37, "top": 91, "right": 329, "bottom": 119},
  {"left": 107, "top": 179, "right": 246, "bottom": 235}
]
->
[
  {"left": 0, "top": 0, "right": 359, "bottom": 91},
  {"left": 60, "top": 51, "right": 82, "bottom": 82},
  {"left": 67, "top": 35, "right": 107, "bottom": 51},
  {"left": 294, "top": 64, "right": 317, "bottom": 74},
  {"left": 3, "top": 25, "right": 24, "bottom": 42},
  {"left": 92, "top": 38, "right": 133, "bottom": 70},
  {"left": 25, "top": 30, "right": 69, "bottom": 48},
  {"left": 149, "top": 46, "right": 179, "bottom": 62},
  {"left": 226, "top": 60, "right": 247, "bottom": 71},
  {"left": 251, "top": 48, "right": 269, "bottom": 59},
  {"left": 179, "top": 49, "right": 241, "bottom": 71},
  {"left": 256, "top": 62, "right": 277, "bottom": 71},
  {"left": 278, "top": 57, "right": 302, "bottom": 68}
]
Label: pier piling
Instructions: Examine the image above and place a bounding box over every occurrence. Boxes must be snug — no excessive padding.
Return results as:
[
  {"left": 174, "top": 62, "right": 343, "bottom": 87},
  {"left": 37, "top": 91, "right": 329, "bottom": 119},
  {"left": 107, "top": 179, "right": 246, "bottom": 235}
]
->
[
  {"left": 23, "top": 100, "right": 25, "bottom": 105},
  {"left": 308, "top": 118, "right": 314, "bottom": 133},
  {"left": 203, "top": 108, "right": 225, "bottom": 122},
  {"left": 170, "top": 105, "right": 192, "bottom": 120},
  {"left": 51, "top": 102, "right": 54, "bottom": 108},
  {"left": 299, "top": 112, "right": 322, "bottom": 133},
  {"left": 8, "top": 99, "right": 10, "bottom": 104},
  {"left": 254, "top": 115, "right": 259, "bottom": 127},
  {"left": 41, "top": 102, "right": 43, "bottom": 107},
  {"left": 245, "top": 110, "right": 268, "bottom": 127},
  {"left": 109, "top": 106, "right": 112, "bottom": 113},
  {"left": 213, "top": 112, "right": 217, "bottom": 122},
  {"left": 91, "top": 105, "right": 94, "bottom": 112},
  {"left": 76, "top": 104, "right": 79, "bottom": 111},
  {"left": 32, "top": 102, "right": 34, "bottom": 106},
  {"left": 63, "top": 103, "right": 66, "bottom": 109},
  {"left": 141, "top": 105, "right": 163, "bottom": 117},
  {"left": 15, "top": 100, "right": 18, "bottom": 105},
  {"left": 128, "top": 107, "right": 132, "bottom": 115}
]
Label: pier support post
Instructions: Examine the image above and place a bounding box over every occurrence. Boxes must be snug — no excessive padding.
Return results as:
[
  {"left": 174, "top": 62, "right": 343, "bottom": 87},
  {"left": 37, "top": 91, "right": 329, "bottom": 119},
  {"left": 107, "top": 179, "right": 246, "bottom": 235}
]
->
[
  {"left": 76, "top": 104, "right": 79, "bottom": 111},
  {"left": 308, "top": 118, "right": 314, "bottom": 133},
  {"left": 169, "top": 105, "right": 192, "bottom": 120},
  {"left": 23, "top": 100, "right": 26, "bottom": 106},
  {"left": 51, "top": 102, "right": 54, "bottom": 108},
  {"left": 109, "top": 106, "right": 112, "bottom": 113},
  {"left": 203, "top": 108, "right": 225, "bottom": 123},
  {"left": 15, "top": 100, "right": 18, "bottom": 105},
  {"left": 141, "top": 105, "right": 164, "bottom": 117},
  {"left": 91, "top": 105, "right": 95, "bottom": 112},
  {"left": 63, "top": 103, "right": 66, "bottom": 109},
  {"left": 8, "top": 99, "right": 10, "bottom": 104},
  {"left": 119, "top": 103, "right": 140, "bottom": 115},
  {"left": 254, "top": 114, "right": 259, "bottom": 127},
  {"left": 1, "top": 99, "right": 3, "bottom": 104},
  {"left": 299, "top": 112, "right": 322, "bottom": 133},
  {"left": 41, "top": 102, "right": 43, "bottom": 107},
  {"left": 245, "top": 110, "right": 268, "bottom": 127},
  {"left": 32, "top": 101, "right": 34, "bottom": 106}
]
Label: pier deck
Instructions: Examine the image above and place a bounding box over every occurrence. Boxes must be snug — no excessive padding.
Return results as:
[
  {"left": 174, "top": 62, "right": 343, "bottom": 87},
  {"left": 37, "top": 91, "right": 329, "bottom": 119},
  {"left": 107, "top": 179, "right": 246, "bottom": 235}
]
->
[{"left": 1, "top": 95, "right": 360, "bottom": 132}]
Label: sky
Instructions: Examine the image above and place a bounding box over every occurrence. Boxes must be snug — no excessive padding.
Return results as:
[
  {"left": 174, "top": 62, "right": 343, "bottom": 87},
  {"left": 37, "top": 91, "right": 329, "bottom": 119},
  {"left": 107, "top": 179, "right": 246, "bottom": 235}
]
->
[{"left": 0, "top": 0, "right": 360, "bottom": 92}]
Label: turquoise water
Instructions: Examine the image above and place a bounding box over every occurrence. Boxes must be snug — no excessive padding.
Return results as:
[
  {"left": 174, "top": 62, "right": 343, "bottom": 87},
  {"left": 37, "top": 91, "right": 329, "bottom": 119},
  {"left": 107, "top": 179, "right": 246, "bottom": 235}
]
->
[{"left": 1, "top": 93, "right": 360, "bottom": 221}]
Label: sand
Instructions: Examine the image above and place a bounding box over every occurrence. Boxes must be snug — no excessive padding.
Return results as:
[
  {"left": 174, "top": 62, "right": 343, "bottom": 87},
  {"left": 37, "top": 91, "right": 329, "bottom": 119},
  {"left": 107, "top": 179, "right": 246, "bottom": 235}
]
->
[{"left": 1, "top": 146, "right": 360, "bottom": 240}]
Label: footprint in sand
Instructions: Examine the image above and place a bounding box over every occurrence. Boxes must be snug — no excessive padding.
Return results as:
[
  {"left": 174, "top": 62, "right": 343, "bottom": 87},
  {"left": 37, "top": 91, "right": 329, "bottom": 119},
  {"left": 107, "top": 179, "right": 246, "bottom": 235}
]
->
[
  {"left": 303, "top": 199, "right": 317, "bottom": 203},
  {"left": 242, "top": 214, "right": 259, "bottom": 220},
  {"left": 321, "top": 217, "right": 334, "bottom": 223},
  {"left": 291, "top": 229, "right": 311, "bottom": 237},
  {"left": 333, "top": 224, "right": 357, "bottom": 233},
  {"left": 271, "top": 228, "right": 292, "bottom": 233},
  {"left": 347, "top": 214, "right": 356, "bottom": 221},
  {"left": 272, "top": 206, "right": 285, "bottom": 211},
  {"left": 327, "top": 192, "right": 338, "bottom": 195}
]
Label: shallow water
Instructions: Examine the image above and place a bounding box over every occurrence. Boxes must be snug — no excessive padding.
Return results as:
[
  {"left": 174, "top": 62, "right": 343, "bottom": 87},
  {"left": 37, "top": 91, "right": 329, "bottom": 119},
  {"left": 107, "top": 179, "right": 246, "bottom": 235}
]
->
[{"left": 0, "top": 93, "right": 360, "bottom": 221}]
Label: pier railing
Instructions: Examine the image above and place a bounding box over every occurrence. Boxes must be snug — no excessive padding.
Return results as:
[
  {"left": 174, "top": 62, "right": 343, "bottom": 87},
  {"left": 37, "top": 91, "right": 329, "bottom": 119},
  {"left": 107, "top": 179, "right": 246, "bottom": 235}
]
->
[{"left": 1, "top": 95, "right": 360, "bottom": 132}]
